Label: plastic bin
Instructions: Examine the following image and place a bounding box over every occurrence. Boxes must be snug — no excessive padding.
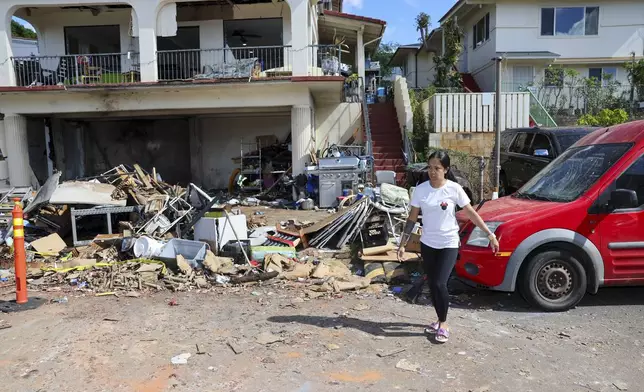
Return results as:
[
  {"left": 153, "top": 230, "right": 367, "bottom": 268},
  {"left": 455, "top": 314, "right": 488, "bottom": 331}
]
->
[{"left": 157, "top": 239, "right": 209, "bottom": 268}]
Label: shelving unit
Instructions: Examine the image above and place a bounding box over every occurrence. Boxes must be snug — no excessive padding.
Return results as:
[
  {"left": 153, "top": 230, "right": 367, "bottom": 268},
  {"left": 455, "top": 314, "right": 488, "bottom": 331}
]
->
[{"left": 240, "top": 137, "right": 263, "bottom": 193}]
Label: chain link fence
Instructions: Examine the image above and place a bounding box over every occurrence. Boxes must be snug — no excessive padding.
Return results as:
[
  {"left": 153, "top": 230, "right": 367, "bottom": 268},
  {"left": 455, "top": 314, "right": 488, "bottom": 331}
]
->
[{"left": 407, "top": 148, "right": 495, "bottom": 204}]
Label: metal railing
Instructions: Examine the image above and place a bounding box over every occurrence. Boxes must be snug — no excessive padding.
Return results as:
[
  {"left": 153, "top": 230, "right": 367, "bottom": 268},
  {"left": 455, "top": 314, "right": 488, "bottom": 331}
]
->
[
  {"left": 156, "top": 45, "right": 293, "bottom": 81},
  {"left": 309, "top": 44, "right": 344, "bottom": 76},
  {"left": 12, "top": 52, "right": 140, "bottom": 86},
  {"left": 526, "top": 88, "right": 558, "bottom": 127}
]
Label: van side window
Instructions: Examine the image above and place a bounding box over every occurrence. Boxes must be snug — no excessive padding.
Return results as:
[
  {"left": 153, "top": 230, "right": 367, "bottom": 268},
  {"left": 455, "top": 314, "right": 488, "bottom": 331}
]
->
[
  {"left": 509, "top": 132, "right": 534, "bottom": 155},
  {"left": 531, "top": 134, "right": 553, "bottom": 156},
  {"left": 616, "top": 154, "right": 644, "bottom": 207}
]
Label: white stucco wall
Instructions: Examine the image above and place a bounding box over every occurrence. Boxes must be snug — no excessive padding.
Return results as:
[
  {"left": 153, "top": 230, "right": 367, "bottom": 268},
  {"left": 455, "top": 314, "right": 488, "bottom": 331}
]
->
[
  {"left": 27, "top": 9, "right": 134, "bottom": 57},
  {"left": 24, "top": 3, "right": 293, "bottom": 57},
  {"left": 197, "top": 114, "right": 291, "bottom": 189},
  {"left": 495, "top": 0, "right": 644, "bottom": 59},
  {"left": 315, "top": 102, "right": 363, "bottom": 148},
  {"left": 460, "top": 5, "right": 497, "bottom": 90}
]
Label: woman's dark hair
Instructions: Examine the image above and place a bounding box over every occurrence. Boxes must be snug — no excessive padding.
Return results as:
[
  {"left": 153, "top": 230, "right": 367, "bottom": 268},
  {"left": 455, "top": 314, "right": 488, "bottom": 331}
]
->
[{"left": 428, "top": 150, "right": 457, "bottom": 182}]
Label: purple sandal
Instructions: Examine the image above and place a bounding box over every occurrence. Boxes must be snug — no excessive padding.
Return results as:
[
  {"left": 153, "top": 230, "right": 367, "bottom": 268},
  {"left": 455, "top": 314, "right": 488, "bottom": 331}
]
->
[
  {"left": 436, "top": 328, "right": 450, "bottom": 343},
  {"left": 424, "top": 322, "right": 440, "bottom": 335}
]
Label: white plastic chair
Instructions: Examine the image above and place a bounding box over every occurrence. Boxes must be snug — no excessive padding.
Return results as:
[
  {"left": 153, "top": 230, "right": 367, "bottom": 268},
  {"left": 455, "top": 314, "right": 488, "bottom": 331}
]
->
[{"left": 375, "top": 170, "right": 396, "bottom": 185}]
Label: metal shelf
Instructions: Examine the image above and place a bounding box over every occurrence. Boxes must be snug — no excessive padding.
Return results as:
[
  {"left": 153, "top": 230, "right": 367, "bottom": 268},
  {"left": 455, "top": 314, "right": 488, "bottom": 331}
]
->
[{"left": 240, "top": 137, "right": 263, "bottom": 193}]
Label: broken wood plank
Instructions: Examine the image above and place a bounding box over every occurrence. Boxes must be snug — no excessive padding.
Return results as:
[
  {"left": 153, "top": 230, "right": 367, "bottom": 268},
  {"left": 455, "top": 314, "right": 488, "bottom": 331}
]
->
[
  {"left": 360, "top": 251, "right": 420, "bottom": 262},
  {"left": 133, "top": 164, "right": 153, "bottom": 189},
  {"left": 361, "top": 244, "right": 396, "bottom": 256}
]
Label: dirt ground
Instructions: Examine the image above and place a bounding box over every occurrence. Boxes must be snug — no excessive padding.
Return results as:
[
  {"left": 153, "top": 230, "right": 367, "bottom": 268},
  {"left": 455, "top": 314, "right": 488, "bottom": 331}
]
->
[
  {"left": 2, "top": 283, "right": 644, "bottom": 392},
  {"left": 1, "top": 208, "right": 643, "bottom": 392}
]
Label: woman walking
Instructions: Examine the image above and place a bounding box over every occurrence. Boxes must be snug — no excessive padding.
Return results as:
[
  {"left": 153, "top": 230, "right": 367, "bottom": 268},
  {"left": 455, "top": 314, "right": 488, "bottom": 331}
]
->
[{"left": 398, "top": 151, "right": 499, "bottom": 343}]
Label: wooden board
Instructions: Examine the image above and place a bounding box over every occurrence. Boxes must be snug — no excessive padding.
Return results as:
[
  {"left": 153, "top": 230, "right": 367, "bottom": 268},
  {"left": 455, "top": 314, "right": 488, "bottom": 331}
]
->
[
  {"left": 361, "top": 244, "right": 396, "bottom": 256},
  {"left": 360, "top": 250, "right": 420, "bottom": 262}
]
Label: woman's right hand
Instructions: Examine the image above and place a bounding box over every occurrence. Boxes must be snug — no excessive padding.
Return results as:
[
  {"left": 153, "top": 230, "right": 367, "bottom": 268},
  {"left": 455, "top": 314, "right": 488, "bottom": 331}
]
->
[{"left": 397, "top": 246, "right": 406, "bottom": 262}]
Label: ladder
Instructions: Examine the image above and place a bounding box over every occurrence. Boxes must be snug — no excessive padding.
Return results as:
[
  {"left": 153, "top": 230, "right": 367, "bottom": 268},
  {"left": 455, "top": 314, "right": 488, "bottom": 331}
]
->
[{"left": 0, "top": 187, "right": 32, "bottom": 226}]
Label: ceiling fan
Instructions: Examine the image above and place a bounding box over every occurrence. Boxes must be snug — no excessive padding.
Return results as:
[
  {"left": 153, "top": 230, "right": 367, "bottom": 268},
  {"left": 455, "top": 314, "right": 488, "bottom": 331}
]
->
[{"left": 232, "top": 29, "right": 262, "bottom": 46}]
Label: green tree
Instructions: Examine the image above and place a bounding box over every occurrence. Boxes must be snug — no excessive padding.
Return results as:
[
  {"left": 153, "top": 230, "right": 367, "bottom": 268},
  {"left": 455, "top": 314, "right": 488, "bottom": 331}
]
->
[
  {"left": 432, "top": 18, "right": 463, "bottom": 89},
  {"left": 372, "top": 41, "right": 398, "bottom": 77},
  {"left": 11, "top": 19, "right": 36, "bottom": 39},
  {"left": 415, "top": 12, "right": 430, "bottom": 44}
]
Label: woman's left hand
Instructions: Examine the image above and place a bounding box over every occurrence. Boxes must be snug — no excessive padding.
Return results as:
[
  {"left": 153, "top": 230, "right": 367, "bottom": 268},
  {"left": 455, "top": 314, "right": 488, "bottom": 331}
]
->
[{"left": 490, "top": 237, "right": 500, "bottom": 253}]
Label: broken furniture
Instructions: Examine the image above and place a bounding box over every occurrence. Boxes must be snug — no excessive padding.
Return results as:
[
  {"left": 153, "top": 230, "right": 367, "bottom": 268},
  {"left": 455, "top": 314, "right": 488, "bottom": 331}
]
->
[
  {"left": 71, "top": 205, "right": 140, "bottom": 246},
  {"left": 0, "top": 186, "right": 32, "bottom": 226}
]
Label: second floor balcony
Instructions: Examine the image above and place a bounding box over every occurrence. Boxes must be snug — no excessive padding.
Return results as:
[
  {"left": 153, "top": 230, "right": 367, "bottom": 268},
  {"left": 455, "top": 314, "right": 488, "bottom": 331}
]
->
[{"left": 11, "top": 43, "right": 346, "bottom": 87}]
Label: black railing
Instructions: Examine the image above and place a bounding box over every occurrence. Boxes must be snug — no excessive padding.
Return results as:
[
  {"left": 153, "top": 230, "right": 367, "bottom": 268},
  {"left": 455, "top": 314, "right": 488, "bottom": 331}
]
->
[{"left": 11, "top": 53, "right": 140, "bottom": 86}]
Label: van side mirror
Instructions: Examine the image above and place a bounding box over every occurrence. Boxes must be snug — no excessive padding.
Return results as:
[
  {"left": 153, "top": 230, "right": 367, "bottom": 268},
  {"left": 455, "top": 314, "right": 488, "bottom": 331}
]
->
[
  {"left": 610, "top": 189, "right": 639, "bottom": 210},
  {"left": 534, "top": 149, "right": 549, "bottom": 157}
]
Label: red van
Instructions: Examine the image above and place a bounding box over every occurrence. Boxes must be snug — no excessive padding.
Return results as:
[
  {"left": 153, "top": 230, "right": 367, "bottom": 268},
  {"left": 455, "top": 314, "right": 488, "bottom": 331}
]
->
[{"left": 456, "top": 120, "right": 644, "bottom": 312}]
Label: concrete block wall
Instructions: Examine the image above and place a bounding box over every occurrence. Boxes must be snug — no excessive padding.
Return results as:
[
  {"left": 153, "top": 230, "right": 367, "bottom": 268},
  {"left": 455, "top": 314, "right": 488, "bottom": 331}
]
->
[{"left": 428, "top": 132, "right": 495, "bottom": 157}]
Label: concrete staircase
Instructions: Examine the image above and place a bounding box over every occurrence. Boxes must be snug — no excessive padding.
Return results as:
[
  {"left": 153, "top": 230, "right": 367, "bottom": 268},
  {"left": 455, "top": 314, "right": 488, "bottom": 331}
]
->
[{"left": 368, "top": 102, "right": 406, "bottom": 185}]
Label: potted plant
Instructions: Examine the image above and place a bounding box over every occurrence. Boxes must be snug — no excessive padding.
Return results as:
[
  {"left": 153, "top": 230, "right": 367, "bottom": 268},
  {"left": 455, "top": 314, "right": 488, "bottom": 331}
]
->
[{"left": 345, "top": 73, "right": 360, "bottom": 95}]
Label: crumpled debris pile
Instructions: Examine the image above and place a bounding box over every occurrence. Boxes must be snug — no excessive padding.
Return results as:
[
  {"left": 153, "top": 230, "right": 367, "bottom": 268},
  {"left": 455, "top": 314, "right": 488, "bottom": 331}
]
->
[{"left": 0, "top": 163, "right": 419, "bottom": 297}]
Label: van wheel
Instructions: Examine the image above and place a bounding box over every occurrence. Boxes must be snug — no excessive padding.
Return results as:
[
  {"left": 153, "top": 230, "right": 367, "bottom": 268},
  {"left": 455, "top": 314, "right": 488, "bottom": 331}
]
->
[{"left": 519, "top": 250, "right": 587, "bottom": 312}]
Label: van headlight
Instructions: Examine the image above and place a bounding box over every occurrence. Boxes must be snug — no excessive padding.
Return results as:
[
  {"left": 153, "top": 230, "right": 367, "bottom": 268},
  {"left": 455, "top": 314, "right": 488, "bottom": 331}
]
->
[{"left": 466, "top": 222, "right": 503, "bottom": 247}]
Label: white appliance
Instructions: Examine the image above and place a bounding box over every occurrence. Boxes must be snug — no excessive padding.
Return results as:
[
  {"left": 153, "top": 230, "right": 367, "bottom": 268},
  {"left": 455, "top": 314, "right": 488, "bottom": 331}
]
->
[{"left": 194, "top": 215, "right": 248, "bottom": 251}]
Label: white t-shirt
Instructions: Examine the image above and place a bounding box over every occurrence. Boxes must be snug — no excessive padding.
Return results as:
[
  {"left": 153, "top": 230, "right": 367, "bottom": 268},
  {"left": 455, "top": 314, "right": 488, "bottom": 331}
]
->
[{"left": 410, "top": 180, "right": 471, "bottom": 249}]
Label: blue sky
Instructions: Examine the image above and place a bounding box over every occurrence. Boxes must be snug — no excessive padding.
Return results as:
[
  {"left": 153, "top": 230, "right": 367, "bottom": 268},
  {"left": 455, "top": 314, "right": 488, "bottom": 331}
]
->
[
  {"left": 14, "top": 0, "right": 456, "bottom": 45},
  {"left": 344, "top": 0, "right": 457, "bottom": 45}
]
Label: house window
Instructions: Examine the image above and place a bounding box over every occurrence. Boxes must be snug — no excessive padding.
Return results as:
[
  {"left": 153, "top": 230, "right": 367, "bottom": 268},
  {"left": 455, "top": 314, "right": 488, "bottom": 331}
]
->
[
  {"left": 473, "top": 13, "right": 490, "bottom": 49},
  {"left": 544, "top": 67, "right": 564, "bottom": 87},
  {"left": 589, "top": 67, "right": 617, "bottom": 85},
  {"left": 541, "top": 7, "right": 599, "bottom": 36}
]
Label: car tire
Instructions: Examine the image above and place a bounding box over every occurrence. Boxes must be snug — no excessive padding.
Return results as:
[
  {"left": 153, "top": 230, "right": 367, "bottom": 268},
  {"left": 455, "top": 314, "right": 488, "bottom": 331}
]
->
[{"left": 519, "top": 249, "right": 587, "bottom": 312}]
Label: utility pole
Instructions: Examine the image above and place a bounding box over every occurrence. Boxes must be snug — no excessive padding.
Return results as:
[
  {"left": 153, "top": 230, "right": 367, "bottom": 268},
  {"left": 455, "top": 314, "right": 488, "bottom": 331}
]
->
[{"left": 493, "top": 57, "right": 503, "bottom": 200}]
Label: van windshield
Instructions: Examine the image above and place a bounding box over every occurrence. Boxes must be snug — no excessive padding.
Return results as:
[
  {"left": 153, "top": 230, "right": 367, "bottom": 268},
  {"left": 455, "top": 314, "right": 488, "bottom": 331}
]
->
[{"left": 515, "top": 143, "right": 631, "bottom": 203}]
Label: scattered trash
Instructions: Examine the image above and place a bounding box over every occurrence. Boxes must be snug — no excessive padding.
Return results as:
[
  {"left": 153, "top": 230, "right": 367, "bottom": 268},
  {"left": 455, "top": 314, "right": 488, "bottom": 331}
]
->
[
  {"left": 51, "top": 296, "right": 68, "bottom": 304},
  {"left": 168, "top": 298, "right": 179, "bottom": 306},
  {"left": 171, "top": 353, "right": 191, "bottom": 365},
  {"left": 377, "top": 348, "right": 406, "bottom": 358},
  {"left": 227, "top": 340, "right": 246, "bottom": 355},
  {"left": 395, "top": 359, "right": 420, "bottom": 372},
  {"left": 256, "top": 332, "right": 284, "bottom": 345},
  {"left": 613, "top": 381, "right": 629, "bottom": 391},
  {"left": 326, "top": 343, "right": 340, "bottom": 351}
]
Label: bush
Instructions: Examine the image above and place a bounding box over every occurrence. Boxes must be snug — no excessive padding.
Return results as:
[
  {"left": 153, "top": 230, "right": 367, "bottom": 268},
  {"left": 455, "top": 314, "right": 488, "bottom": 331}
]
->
[{"left": 577, "top": 108, "right": 629, "bottom": 127}]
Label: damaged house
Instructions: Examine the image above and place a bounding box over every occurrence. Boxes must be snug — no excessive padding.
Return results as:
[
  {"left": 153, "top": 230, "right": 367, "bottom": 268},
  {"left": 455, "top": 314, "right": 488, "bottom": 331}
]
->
[{"left": 0, "top": 0, "right": 386, "bottom": 191}]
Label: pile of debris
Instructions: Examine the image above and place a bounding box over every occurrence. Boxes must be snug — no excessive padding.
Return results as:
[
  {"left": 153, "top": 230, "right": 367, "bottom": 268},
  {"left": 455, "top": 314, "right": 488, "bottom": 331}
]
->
[{"left": 0, "top": 164, "right": 419, "bottom": 297}]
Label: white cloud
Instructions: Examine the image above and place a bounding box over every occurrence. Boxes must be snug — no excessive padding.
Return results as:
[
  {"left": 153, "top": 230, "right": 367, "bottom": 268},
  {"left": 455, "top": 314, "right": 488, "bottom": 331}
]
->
[
  {"left": 343, "top": 0, "right": 364, "bottom": 12},
  {"left": 403, "top": 0, "right": 420, "bottom": 8}
]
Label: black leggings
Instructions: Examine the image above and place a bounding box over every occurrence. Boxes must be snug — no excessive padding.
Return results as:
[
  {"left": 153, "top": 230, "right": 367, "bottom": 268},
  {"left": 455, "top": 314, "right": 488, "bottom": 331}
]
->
[{"left": 421, "top": 244, "right": 459, "bottom": 323}]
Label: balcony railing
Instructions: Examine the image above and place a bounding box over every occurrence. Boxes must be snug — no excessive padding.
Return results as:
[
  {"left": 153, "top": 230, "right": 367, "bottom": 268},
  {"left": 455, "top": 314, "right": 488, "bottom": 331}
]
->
[
  {"left": 309, "top": 44, "right": 346, "bottom": 76},
  {"left": 12, "top": 52, "right": 140, "bottom": 87},
  {"left": 156, "top": 45, "right": 293, "bottom": 81}
]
